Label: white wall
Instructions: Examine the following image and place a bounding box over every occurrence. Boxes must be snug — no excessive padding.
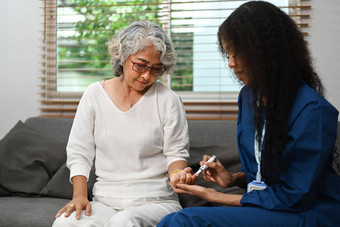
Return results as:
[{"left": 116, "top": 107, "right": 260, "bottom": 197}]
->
[
  {"left": 308, "top": 0, "right": 340, "bottom": 115},
  {"left": 0, "top": 0, "right": 41, "bottom": 138},
  {"left": 0, "top": 0, "right": 339, "bottom": 138}
]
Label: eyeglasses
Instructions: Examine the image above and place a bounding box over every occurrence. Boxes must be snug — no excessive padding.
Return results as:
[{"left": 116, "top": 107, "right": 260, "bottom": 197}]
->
[{"left": 131, "top": 60, "right": 166, "bottom": 77}]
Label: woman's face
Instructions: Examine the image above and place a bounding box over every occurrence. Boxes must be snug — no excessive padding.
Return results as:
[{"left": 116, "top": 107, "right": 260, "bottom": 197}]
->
[
  {"left": 122, "top": 45, "right": 164, "bottom": 91},
  {"left": 222, "top": 40, "right": 250, "bottom": 86}
]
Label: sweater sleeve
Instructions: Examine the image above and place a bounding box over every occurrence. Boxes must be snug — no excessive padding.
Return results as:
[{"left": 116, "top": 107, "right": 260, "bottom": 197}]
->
[
  {"left": 241, "top": 99, "right": 338, "bottom": 211},
  {"left": 161, "top": 91, "right": 190, "bottom": 166},
  {"left": 66, "top": 86, "right": 96, "bottom": 182}
]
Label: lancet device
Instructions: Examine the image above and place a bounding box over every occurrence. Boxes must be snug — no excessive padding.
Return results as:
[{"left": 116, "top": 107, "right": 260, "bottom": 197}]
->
[{"left": 195, "top": 155, "right": 216, "bottom": 175}]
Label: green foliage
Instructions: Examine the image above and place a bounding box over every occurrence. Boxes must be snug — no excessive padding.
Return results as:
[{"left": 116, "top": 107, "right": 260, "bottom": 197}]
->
[
  {"left": 171, "top": 33, "right": 193, "bottom": 91},
  {"left": 58, "top": 0, "right": 193, "bottom": 91},
  {"left": 58, "top": 0, "right": 161, "bottom": 79}
]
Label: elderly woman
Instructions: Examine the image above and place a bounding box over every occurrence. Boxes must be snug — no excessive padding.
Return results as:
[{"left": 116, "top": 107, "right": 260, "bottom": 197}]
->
[
  {"left": 53, "top": 21, "right": 196, "bottom": 227},
  {"left": 158, "top": 1, "right": 340, "bottom": 226}
]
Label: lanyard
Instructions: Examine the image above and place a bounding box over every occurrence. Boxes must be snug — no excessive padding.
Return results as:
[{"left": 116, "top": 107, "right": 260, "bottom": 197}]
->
[{"left": 254, "top": 123, "right": 265, "bottom": 183}]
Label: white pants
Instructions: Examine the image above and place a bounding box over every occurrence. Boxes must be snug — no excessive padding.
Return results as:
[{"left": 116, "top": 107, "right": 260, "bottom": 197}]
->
[{"left": 52, "top": 196, "right": 182, "bottom": 227}]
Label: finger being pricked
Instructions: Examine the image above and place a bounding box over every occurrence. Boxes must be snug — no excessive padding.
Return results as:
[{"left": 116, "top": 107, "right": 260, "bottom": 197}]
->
[
  {"left": 184, "top": 172, "right": 197, "bottom": 185},
  {"left": 178, "top": 168, "right": 197, "bottom": 185}
]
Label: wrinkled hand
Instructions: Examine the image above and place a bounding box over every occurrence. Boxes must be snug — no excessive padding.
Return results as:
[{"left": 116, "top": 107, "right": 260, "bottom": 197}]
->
[
  {"left": 199, "top": 155, "right": 233, "bottom": 188},
  {"left": 55, "top": 195, "right": 91, "bottom": 220},
  {"left": 169, "top": 167, "right": 198, "bottom": 187}
]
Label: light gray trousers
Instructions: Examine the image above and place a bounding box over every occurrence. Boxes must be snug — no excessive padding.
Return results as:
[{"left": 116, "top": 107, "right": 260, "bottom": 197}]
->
[{"left": 52, "top": 196, "right": 181, "bottom": 227}]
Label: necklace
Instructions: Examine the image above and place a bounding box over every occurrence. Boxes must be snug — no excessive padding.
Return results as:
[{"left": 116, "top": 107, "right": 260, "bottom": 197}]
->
[{"left": 120, "top": 77, "right": 137, "bottom": 109}]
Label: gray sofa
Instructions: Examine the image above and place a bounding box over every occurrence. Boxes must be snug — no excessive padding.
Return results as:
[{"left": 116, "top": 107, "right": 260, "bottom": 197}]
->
[{"left": 0, "top": 117, "right": 339, "bottom": 227}]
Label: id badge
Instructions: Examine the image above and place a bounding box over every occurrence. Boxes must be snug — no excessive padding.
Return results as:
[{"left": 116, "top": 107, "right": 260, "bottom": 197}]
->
[{"left": 247, "top": 180, "right": 267, "bottom": 193}]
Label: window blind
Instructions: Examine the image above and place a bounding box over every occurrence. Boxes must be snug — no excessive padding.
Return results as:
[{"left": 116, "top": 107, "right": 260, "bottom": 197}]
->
[{"left": 41, "top": 0, "right": 311, "bottom": 119}]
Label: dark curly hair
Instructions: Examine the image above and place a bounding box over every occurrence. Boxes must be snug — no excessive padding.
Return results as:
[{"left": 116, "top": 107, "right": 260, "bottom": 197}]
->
[{"left": 218, "top": 1, "right": 324, "bottom": 185}]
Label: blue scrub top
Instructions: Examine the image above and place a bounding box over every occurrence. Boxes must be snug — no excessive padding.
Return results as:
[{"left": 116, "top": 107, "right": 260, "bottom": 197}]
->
[{"left": 237, "top": 81, "right": 340, "bottom": 223}]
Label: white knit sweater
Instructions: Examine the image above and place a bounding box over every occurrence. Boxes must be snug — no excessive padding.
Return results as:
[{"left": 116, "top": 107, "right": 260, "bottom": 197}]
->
[{"left": 66, "top": 81, "right": 189, "bottom": 201}]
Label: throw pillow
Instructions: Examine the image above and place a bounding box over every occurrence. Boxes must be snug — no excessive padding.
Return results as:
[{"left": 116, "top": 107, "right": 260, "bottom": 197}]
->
[
  {"left": 0, "top": 185, "right": 10, "bottom": 196},
  {"left": 40, "top": 163, "right": 73, "bottom": 199},
  {"left": 40, "top": 163, "right": 97, "bottom": 200},
  {"left": 0, "top": 120, "right": 66, "bottom": 195}
]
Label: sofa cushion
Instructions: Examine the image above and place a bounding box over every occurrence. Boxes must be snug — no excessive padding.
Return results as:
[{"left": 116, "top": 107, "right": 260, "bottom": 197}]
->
[
  {"left": 0, "top": 121, "right": 66, "bottom": 196},
  {"left": 0, "top": 196, "right": 69, "bottom": 227}
]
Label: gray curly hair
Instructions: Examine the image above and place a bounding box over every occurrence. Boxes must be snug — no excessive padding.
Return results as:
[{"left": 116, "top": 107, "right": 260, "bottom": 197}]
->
[{"left": 107, "top": 21, "right": 177, "bottom": 76}]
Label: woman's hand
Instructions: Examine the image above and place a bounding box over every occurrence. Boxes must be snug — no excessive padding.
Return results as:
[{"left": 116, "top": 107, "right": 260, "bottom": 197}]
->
[
  {"left": 199, "top": 155, "right": 233, "bottom": 188},
  {"left": 170, "top": 182, "right": 242, "bottom": 206},
  {"left": 55, "top": 175, "right": 91, "bottom": 220},
  {"left": 170, "top": 182, "right": 218, "bottom": 201},
  {"left": 55, "top": 195, "right": 91, "bottom": 220},
  {"left": 168, "top": 160, "right": 198, "bottom": 187},
  {"left": 169, "top": 167, "right": 198, "bottom": 186}
]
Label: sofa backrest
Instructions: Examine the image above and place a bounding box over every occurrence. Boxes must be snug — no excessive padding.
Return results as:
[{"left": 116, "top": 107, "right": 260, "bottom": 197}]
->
[
  {"left": 24, "top": 117, "right": 340, "bottom": 174},
  {"left": 187, "top": 120, "right": 237, "bottom": 147},
  {"left": 24, "top": 117, "right": 238, "bottom": 147}
]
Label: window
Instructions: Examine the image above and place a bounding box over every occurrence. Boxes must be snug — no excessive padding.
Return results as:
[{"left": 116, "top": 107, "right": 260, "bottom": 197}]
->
[{"left": 41, "top": 0, "right": 310, "bottom": 119}]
